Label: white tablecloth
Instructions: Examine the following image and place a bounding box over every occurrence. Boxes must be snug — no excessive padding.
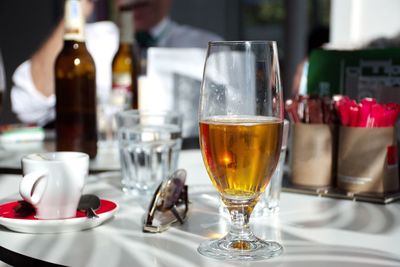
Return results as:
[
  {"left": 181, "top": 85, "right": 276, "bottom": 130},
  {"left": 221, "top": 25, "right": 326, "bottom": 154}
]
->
[{"left": 0, "top": 150, "right": 400, "bottom": 266}]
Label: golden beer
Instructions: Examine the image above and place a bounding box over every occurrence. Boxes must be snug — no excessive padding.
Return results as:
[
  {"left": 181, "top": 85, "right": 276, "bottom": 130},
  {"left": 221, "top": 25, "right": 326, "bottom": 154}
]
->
[{"left": 199, "top": 116, "right": 282, "bottom": 202}]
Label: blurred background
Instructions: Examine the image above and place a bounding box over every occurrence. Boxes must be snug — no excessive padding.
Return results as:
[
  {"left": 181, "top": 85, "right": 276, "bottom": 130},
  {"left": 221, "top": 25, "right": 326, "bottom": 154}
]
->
[{"left": 0, "top": 0, "right": 399, "bottom": 124}]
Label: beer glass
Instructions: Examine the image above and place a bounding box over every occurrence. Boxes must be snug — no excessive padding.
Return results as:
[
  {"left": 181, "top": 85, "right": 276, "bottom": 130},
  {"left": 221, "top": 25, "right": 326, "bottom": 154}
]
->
[{"left": 198, "top": 41, "right": 284, "bottom": 260}]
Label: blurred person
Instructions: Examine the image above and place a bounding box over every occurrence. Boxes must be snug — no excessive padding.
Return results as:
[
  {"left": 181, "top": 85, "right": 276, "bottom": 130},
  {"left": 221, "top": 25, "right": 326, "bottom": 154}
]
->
[
  {"left": 120, "top": 0, "right": 223, "bottom": 49},
  {"left": 11, "top": 0, "right": 118, "bottom": 126},
  {"left": 120, "top": 0, "right": 223, "bottom": 73},
  {"left": 11, "top": 0, "right": 222, "bottom": 126},
  {"left": 291, "top": 26, "right": 330, "bottom": 97},
  {"left": 363, "top": 32, "right": 400, "bottom": 49}
]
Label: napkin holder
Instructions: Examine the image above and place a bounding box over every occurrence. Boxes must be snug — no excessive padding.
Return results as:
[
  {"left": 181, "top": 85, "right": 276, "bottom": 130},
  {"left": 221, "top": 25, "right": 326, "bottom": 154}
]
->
[
  {"left": 290, "top": 123, "right": 337, "bottom": 188},
  {"left": 337, "top": 126, "right": 399, "bottom": 193}
]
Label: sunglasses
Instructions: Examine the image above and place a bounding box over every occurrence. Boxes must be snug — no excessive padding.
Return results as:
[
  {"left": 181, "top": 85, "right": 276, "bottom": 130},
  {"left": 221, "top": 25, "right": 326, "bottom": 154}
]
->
[{"left": 143, "top": 169, "right": 189, "bottom": 233}]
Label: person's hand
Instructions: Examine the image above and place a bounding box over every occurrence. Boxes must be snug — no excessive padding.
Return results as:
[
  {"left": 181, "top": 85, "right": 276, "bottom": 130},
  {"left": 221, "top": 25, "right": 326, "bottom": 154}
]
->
[{"left": 31, "top": 21, "right": 65, "bottom": 97}]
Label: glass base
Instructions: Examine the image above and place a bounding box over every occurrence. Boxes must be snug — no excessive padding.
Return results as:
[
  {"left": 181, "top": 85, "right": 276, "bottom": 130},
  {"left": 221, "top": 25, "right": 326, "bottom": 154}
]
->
[{"left": 198, "top": 236, "right": 283, "bottom": 261}]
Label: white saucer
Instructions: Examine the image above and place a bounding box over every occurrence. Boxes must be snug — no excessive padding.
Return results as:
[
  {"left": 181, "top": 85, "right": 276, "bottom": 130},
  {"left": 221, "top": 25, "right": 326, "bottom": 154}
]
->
[{"left": 0, "top": 200, "right": 118, "bottom": 234}]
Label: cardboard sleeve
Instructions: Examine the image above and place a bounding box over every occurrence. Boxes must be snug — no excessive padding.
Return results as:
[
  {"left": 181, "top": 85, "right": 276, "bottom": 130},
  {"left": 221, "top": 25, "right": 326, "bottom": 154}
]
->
[
  {"left": 337, "top": 127, "right": 399, "bottom": 193},
  {"left": 290, "top": 123, "right": 336, "bottom": 188}
]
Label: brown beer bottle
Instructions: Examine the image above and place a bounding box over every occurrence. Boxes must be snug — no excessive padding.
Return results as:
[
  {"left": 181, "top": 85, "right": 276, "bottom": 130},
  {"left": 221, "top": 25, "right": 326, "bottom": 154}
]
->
[
  {"left": 112, "top": 9, "right": 139, "bottom": 109},
  {"left": 55, "top": 0, "right": 97, "bottom": 158}
]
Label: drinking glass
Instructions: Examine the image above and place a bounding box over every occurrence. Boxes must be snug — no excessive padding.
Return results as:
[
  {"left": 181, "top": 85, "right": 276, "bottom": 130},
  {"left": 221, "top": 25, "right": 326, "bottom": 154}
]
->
[
  {"left": 116, "top": 110, "right": 183, "bottom": 194},
  {"left": 198, "top": 41, "right": 284, "bottom": 260}
]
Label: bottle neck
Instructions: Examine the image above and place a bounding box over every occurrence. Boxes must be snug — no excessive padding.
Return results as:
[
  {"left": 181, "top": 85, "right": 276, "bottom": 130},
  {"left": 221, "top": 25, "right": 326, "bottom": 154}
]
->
[
  {"left": 63, "top": 40, "right": 87, "bottom": 51},
  {"left": 63, "top": 0, "right": 85, "bottom": 42},
  {"left": 117, "top": 43, "right": 133, "bottom": 53},
  {"left": 119, "top": 10, "right": 134, "bottom": 44}
]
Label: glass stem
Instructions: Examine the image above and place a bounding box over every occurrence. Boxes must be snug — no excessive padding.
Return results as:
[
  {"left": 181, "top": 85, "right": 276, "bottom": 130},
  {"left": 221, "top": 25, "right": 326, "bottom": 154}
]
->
[{"left": 226, "top": 202, "right": 257, "bottom": 248}]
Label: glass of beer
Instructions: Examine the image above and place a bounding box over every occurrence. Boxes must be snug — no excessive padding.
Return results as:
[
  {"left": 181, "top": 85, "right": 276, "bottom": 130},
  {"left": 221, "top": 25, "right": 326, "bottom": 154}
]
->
[{"left": 198, "top": 41, "right": 284, "bottom": 260}]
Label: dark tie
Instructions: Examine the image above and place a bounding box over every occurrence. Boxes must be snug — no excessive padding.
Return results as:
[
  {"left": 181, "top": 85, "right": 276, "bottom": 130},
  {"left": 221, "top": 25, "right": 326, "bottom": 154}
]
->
[{"left": 135, "top": 31, "right": 156, "bottom": 48}]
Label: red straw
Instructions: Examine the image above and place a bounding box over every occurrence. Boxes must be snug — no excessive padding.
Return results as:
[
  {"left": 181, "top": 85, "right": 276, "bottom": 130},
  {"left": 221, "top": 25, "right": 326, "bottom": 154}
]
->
[
  {"left": 349, "top": 101, "right": 359, "bottom": 127},
  {"left": 334, "top": 97, "right": 400, "bottom": 128},
  {"left": 358, "top": 98, "right": 375, "bottom": 127},
  {"left": 370, "top": 104, "right": 385, "bottom": 127},
  {"left": 383, "top": 103, "right": 400, "bottom": 127},
  {"left": 335, "top": 97, "right": 351, "bottom": 126},
  {"left": 285, "top": 99, "right": 301, "bottom": 123}
]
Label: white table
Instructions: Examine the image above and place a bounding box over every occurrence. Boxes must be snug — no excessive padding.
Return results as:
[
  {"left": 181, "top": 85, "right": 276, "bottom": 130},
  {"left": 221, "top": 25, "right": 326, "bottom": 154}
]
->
[
  {"left": 0, "top": 150, "right": 400, "bottom": 267},
  {"left": 0, "top": 141, "right": 121, "bottom": 174}
]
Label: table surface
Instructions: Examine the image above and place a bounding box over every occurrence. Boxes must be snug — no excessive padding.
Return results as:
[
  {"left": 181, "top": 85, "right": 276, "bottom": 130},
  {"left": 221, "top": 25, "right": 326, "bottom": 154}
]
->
[
  {"left": 0, "top": 141, "right": 121, "bottom": 174},
  {"left": 1, "top": 150, "right": 400, "bottom": 267},
  {"left": 0, "top": 139, "right": 199, "bottom": 174}
]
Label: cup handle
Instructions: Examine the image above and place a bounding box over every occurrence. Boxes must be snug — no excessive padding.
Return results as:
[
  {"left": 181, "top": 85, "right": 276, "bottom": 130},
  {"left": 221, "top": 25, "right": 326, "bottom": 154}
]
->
[{"left": 19, "top": 171, "right": 48, "bottom": 205}]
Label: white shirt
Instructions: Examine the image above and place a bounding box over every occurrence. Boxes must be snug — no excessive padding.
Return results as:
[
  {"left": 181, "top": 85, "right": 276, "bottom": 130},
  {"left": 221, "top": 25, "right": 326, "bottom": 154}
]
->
[
  {"left": 11, "top": 19, "right": 222, "bottom": 126},
  {"left": 11, "top": 21, "right": 119, "bottom": 126}
]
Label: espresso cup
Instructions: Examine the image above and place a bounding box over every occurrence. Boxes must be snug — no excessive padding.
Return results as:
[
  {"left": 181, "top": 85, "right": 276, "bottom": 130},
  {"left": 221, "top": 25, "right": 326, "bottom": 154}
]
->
[{"left": 20, "top": 152, "right": 89, "bottom": 220}]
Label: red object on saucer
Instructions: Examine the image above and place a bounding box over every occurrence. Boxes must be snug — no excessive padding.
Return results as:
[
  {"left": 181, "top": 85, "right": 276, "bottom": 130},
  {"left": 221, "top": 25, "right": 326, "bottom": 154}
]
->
[{"left": 0, "top": 199, "right": 117, "bottom": 220}]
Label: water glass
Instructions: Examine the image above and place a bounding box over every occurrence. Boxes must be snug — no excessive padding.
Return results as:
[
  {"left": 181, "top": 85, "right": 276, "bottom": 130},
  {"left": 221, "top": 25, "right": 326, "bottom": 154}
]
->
[
  {"left": 97, "top": 92, "right": 131, "bottom": 148},
  {"left": 254, "top": 119, "right": 289, "bottom": 216},
  {"left": 116, "top": 110, "right": 183, "bottom": 194}
]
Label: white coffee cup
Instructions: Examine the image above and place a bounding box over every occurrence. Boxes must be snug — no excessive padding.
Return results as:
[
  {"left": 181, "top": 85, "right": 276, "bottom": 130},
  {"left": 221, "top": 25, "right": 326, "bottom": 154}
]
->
[{"left": 20, "top": 152, "right": 89, "bottom": 220}]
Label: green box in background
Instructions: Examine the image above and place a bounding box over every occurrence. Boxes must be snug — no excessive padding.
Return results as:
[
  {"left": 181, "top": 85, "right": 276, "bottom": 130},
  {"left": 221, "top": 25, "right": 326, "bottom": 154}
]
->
[{"left": 307, "top": 48, "right": 400, "bottom": 103}]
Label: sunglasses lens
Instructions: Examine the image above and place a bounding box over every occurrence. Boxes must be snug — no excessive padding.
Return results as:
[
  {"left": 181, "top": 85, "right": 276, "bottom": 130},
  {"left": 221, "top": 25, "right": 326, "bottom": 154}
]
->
[
  {"left": 159, "top": 169, "right": 186, "bottom": 210},
  {"left": 143, "top": 169, "right": 188, "bottom": 233}
]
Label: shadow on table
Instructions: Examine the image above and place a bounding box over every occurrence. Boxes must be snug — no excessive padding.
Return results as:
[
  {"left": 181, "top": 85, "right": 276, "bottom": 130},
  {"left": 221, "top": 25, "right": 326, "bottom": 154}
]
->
[
  {"left": 281, "top": 198, "right": 400, "bottom": 235},
  {"left": 170, "top": 188, "right": 400, "bottom": 267},
  {"left": 1, "top": 182, "right": 400, "bottom": 267}
]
